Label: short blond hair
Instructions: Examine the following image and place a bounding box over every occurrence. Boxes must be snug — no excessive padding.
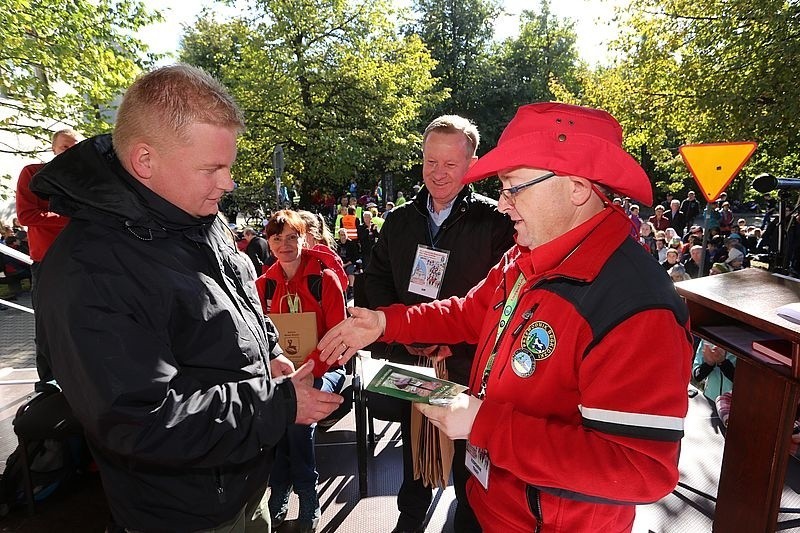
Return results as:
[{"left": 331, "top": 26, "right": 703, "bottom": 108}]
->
[{"left": 113, "top": 64, "right": 244, "bottom": 157}]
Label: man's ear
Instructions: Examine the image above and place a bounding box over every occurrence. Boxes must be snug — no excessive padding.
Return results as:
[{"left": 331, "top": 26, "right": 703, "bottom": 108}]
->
[
  {"left": 567, "top": 176, "right": 595, "bottom": 206},
  {"left": 128, "top": 143, "right": 154, "bottom": 179},
  {"left": 467, "top": 155, "right": 478, "bottom": 169}
]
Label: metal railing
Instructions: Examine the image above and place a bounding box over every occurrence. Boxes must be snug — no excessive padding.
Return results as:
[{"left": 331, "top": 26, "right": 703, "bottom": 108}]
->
[{"left": 0, "top": 242, "right": 34, "bottom": 313}]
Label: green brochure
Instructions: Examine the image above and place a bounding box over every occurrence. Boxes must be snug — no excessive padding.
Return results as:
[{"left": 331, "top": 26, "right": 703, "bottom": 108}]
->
[{"left": 363, "top": 358, "right": 467, "bottom": 405}]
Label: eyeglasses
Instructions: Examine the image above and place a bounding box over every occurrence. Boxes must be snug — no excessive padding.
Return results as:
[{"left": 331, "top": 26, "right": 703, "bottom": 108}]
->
[
  {"left": 499, "top": 172, "right": 556, "bottom": 202},
  {"left": 269, "top": 233, "right": 300, "bottom": 245}
]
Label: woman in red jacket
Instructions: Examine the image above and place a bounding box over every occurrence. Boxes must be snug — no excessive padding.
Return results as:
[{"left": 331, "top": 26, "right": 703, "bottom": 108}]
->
[{"left": 256, "top": 210, "right": 346, "bottom": 532}]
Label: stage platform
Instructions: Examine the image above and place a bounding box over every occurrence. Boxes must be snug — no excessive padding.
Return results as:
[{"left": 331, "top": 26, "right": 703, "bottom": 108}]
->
[{"left": 2, "top": 289, "right": 800, "bottom": 532}]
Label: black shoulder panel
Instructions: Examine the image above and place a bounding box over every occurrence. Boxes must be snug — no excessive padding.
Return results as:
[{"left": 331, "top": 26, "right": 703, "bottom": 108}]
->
[
  {"left": 263, "top": 278, "right": 277, "bottom": 301},
  {"left": 307, "top": 274, "right": 323, "bottom": 303},
  {"left": 540, "top": 238, "right": 689, "bottom": 357}
]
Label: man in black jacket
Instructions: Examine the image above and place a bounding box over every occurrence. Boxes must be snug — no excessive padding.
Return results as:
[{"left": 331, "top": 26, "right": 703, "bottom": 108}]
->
[
  {"left": 30, "top": 65, "right": 342, "bottom": 532},
  {"left": 665, "top": 198, "right": 686, "bottom": 235},
  {"left": 680, "top": 190, "right": 701, "bottom": 233},
  {"left": 365, "top": 115, "right": 515, "bottom": 533},
  {"left": 244, "top": 226, "right": 270, "bottom": 274}
]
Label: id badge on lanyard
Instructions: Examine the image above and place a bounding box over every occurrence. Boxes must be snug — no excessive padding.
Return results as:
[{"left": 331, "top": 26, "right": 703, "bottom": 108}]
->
[
  {"left": 465, "top": 441, "right": 490, "bottom": 490},
  {"left": 407, "top": 244, "right": 450, "bottom": 299},
  {"left": 465, "top": 273, "right": 527, "bottom": 490}
]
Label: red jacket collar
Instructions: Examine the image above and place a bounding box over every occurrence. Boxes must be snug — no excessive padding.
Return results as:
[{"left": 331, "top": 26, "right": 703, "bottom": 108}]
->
[
  {"left": 515, "top": 207, "right": 631, "bottom": 282},
  {"left": 265, "top": 250, "right": 325, "bottom": 283}
]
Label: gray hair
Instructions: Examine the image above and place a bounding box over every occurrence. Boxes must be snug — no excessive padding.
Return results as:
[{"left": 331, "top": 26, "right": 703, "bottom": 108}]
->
[
  {"left": 52, "top": 128, "right": 81, "bottom": 146},
  {"left": 423, "top": 115, "right": 479, "bottom": 156}
]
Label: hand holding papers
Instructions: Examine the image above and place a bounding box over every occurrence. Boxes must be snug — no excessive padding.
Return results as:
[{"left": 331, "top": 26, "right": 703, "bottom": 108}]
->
[
  {"left": 416, "top": 393, "right": 483, "bottom": 441},
  {"left": 360, "top": 356, "right": 466, "bottom": 488}
]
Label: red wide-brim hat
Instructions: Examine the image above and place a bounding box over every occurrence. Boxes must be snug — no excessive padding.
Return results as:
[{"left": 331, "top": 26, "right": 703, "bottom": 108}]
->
[{"left": 462, "top": 102, "right": 653, "bottom": 206}]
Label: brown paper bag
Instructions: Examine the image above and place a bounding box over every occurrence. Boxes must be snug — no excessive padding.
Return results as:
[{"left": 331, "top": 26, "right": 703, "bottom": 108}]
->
[
  {"left": 410, "top": 358, "right": 455, "bottom": 489},
  {"left": 268, "top": 312, "right": 318, "bottom": 366}
]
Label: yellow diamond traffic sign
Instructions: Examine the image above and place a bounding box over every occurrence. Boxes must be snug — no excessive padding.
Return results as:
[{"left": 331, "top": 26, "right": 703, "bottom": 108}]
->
[{"left": 679, "top": 142, "right": 757, "bottom": 202}]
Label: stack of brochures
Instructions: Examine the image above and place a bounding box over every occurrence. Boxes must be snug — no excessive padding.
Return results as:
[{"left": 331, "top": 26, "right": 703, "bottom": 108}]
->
[
  {"left": 361, "top": 357, "right": 466, "bottom": 405},
  {"left": 360, "top": 356, "right": 460, "bottom": 488}
]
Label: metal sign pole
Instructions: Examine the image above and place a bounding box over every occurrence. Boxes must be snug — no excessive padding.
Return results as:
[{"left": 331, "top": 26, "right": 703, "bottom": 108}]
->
[{"left": 272, "top": 145, "right": 285, "bottom": 211}]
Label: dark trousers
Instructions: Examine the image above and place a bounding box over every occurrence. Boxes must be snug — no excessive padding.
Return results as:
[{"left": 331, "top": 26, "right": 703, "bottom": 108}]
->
[
  {"left": 395, "top": 399, "right": 481, "bottom": 532},
  {"left": 0, "top": 270, "right": 29, "bottom": 295},
  {"left": 269, "top": 370, "right": 346, "bottom": 494},
  {"left": 30, "top": 262, "right": 57, "bottom": 392}
]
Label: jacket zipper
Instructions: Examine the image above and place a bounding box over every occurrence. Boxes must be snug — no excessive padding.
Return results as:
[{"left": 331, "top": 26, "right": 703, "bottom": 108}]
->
[
  {"left": 527, "top": 485, "right": 543, "bottom": 532},
  {"left": 214, "top": 468, "right": 227, "bottom": 504}
]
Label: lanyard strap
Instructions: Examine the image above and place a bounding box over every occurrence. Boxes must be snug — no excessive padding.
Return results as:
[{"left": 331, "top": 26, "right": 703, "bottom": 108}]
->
[
  {"left": 478, "top": 273, "right": 526, "bottom": 399},
  {"left": 281, "top": 293, "right": 301, "bottom": 313},
  {"left": 427, "top": 216, "right": 442, "bottom": 248}
]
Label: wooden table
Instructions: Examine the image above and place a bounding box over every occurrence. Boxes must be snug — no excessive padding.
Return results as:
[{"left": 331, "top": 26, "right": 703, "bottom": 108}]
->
[{"left": 676, "top": 269, "right": 800, "bottom": 532}]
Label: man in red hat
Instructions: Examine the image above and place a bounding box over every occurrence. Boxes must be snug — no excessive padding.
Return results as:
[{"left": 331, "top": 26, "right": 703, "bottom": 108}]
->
[{"left": 319, "top": 102, "right": 692, "bottom": 532}]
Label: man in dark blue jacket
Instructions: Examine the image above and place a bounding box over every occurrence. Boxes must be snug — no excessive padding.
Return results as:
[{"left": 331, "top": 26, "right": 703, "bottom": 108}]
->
[
  {"left": 31, "top": 64, "right": 342, "bottom": 532},
  {"left": 365, "top": 115, "right": 515, "bottom": 533}
]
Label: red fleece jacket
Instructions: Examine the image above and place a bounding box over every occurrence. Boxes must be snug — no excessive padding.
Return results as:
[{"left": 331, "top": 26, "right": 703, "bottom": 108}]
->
[
  {"left": 16, "top": 163, "right": 69, "bottom": 262},
  {"left": 254, "top": 250, "right": 346, "bottom": 338},
  {"left": 381, "top": 208, "right": 692, "bottom": 533}
]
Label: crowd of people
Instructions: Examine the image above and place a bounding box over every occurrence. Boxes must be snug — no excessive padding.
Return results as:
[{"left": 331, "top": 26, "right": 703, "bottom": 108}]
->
[
  {"left": 622, "top": 189, "right": 771, "bottom": 282},
  {"left": 1, "top": 63, "right": 790, "bottom": 533}
]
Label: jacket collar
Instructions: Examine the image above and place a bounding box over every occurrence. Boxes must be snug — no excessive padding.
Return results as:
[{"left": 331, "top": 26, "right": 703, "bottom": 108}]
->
[
  {"left": 31, "top": 134, "right": 216, "bottom": 237},
  {"left": 515, "top": 207, "right": 631, "bottom": 282},
  {"left": 411, "top": 184, "right": 474, "bottom": 224}
]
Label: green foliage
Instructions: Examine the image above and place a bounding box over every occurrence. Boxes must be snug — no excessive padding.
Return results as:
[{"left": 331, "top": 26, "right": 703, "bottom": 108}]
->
[
  {"left": 405, "top": 0, "right": 583, "bottom": 153},
  {"left": 404, "top": 0, "right": 499, "bottom": 118},
  {"left": 0, "top": 174, "right": 12, "bottom": 201},
  {"left": 574, "top": 0, "right": 800, "bottom": 201},
  {"left": 180, "top": 0, "right": 443, "bottom": 203},
  {"left": 0, "top": 0, "right": 162, "bottom": 150},
  {"left": 480, "top": 2, "right": 583, "bottom": 148}
]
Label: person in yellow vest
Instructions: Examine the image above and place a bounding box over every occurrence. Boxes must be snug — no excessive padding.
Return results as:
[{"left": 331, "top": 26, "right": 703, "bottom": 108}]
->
[
  {"left": 366, "top": 203, "right": 385, "bottom": 231},
  {"left": 341, "top": 206, "right": 359, "bottom": 242}
]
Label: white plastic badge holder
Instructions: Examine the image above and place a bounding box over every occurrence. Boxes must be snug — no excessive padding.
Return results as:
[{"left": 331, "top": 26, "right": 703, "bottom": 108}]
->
[
  {"left": 407, "top": 244, "right": 450, "bottom": 299},
  {"left": 465, "top": 442, "right": 490, "bottom": 490}
]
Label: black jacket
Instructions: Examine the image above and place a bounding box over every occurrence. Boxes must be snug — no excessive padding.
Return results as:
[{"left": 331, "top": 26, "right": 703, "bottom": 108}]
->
[
  {"left": 30, "top": 135, "right": 295, "bottom": 531},
  {"left": 666, "top": 209, "right": 687, "bottom": 234},
  {"left": 680, "top": 198, "right": 701, "bottom": 225},
  {"left": 365, "top": 186, "right": 515, "bottom": 383},
  {"left": 245, "top": 235, "right": 270, "bottom": 274}
]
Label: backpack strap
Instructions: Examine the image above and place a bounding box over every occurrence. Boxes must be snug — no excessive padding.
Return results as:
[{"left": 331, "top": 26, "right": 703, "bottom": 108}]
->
[
  {"left": 307, "top": 274, "right": 323, "bottom": 304},
  {"left": 263, "top": 278, "right": 277, "bottom": 302},
  {"left": 262, "top": 259, "right": 329, "bottom": 311}
]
